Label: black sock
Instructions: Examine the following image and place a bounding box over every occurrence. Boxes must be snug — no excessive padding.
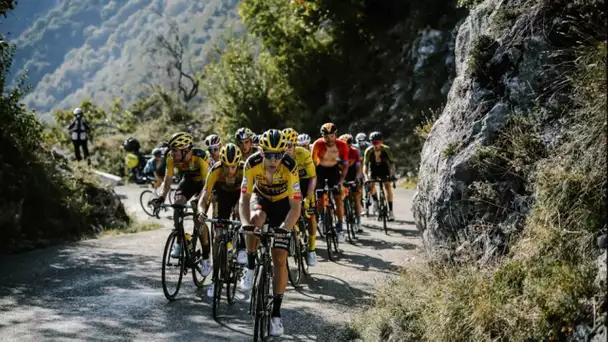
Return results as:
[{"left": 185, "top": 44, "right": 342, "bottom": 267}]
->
[
  {"left": 202, "top": 244, "right": 210, "bottom": 260},
  {"left": 388, "top": 201, "right": 393, "bottom": 211},
  {"left": 272, "top": 294, "right": 283, "bottom": 318},
  {"left": 247, "top": 252, "right": 256, "bottom": 270},
  {"left": 238, "top": 233, "right": 246, "bottom": 249}
]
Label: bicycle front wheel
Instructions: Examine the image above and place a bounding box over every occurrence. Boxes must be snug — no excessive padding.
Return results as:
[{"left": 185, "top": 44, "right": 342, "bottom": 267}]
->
[
  {"left": 140, "top": 190, "right": 156, "bottom": 216},
  {"left": 253, "top": 264, "right": 269, "bottom": 342},
  {"left": 287, "top": 230, "right": 302, "bottom": 287},
  {"left": 162, "top": 230, "right": 184, "bottom": 300},
  {"left": 212, "top": 244, "right": 226, "bottom": 319}
]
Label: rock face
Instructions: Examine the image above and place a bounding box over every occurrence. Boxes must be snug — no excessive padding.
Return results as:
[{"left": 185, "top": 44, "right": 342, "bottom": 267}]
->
[{"left": 411, "top": 0, "right": 593, "bottom": 260}]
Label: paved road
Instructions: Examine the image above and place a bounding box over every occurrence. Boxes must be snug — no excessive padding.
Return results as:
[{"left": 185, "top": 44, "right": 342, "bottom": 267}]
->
[{"left": 0, "top": 185, "right": 422, "bottom": 341}]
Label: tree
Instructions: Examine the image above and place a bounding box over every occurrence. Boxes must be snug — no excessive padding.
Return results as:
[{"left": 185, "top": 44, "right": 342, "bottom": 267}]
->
[
  {"left": 149, "top": 21, "right": 200, "bottom": 104},
  {"left": 202, "top": 37, "right": 300, "bottom": 137}
]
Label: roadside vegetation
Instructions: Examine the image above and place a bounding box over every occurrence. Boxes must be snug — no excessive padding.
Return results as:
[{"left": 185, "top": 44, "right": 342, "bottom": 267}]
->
[{"left": 351, "top": 0, "right": 607, "bottom": 340}]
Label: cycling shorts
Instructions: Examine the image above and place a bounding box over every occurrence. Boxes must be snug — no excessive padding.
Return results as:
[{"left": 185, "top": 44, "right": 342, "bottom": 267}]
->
[
  {"left": 250, "top": 192, "right": 290, "bottom": 228},
  {"left": 176, "top": 176, "right": 204, "bottom": 200},
  {"left": 370, "top": 162, "right": 391, "bottom": 180},
  {"left": 315, "top": 165, "right": 340, "bottom": 190}
]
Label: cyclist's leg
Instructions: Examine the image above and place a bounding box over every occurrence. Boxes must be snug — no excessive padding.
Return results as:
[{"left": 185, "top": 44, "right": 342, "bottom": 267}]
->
[
  {"left": 169, "top": 177, "right": 196, "bottom": 257},
  {"left": 384, "top": 177, "right": 394, "bottom": 219},
  {"left": 269, "top": 197, "right": 291, "bottom": 332},
  {"left": 240, "top": 193, "right": 266, "bottom": 291},
  {"left": 300, "top": 178, "right": 317, "bottom": 264},
  {"left": 314, "top": 166, "right": 327, "bottom": 232},
  {"left": 219, "top": 189, "right": 246, "bottom": 264},
  {"left": 331, "top": 166, "right": 346, "bottom": 239},
  {"left": 353, "top": 184, "right": 363, "bottom": 231}
]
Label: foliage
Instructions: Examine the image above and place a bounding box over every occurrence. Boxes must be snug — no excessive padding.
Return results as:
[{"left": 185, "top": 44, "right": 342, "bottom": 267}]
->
[
  {"left": 0, "top": 31, "right": 131, "bottom": 253},
  {"left": 202, "top": 37, "right": 299, "bottom": 137},
  {"left": 354, "top": 0, "right": 606, "bottom": 340}
]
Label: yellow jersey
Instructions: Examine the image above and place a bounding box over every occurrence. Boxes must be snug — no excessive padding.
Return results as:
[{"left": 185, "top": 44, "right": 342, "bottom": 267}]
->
[
  {"left": 166, "top": 148, "right": 210, "bottom": 182},
  {"left": 241, "top": 152, "right": 301, "bottom": 202},
  {"left": 294, "top": 146, "right": 316, "bottom": 180},
  {"left": 204, "top": 161, "right": 244, "bottom": 193}
]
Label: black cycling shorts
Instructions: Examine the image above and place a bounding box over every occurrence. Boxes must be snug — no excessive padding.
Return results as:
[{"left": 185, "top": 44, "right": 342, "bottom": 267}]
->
[
  {"left": 214, "top": 188, "right": 240, "bottom": 219},
  {"left": 176, "top": 176, "right": 204, "bottom": 200},
  {"left": 315, "top": 165, "right": 340, "bottom": 190},
  {"left": 300, "top": 178, "right": 311, "bottom": 199},
  {"left": 250, "top": 193, "right": 290, "bottom": 228},
  {"left": 370, "top": 162, "right": 391, "bottom": 180},
  {"left": 345, "top": 164, "right": 358, "bottom": 182}
]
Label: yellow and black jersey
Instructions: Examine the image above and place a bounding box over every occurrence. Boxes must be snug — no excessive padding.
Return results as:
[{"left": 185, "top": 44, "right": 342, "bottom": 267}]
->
[
  {"left": 241, "top": 152, "right": 301, "bottom": 202},
  {"left": 166, "top": 148, "right": 210, "bottom": 182},
  {"left": 204, "top": 160, "right": 244, "bottom": 193},
  {"left": 294, "top": 146, "right": 316, "bottom": 180}
]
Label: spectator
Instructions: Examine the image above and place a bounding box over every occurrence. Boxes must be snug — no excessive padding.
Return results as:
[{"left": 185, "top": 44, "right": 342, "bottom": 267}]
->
[{"left": 67, "top": 108, "right": 91, "bottom": 163}]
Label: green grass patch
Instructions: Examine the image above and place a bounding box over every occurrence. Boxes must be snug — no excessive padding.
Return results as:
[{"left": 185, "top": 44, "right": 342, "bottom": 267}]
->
[
  {"left": 98, "top": 220, "right": 162, "bottom": 237},
  {"left": 442, "top": 141, "right": 460, "bottom": 159}
]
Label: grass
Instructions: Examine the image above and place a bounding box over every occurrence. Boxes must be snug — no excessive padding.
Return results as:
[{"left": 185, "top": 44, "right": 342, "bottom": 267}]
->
[
  {"left": 98, "top": 220, "right": 162, "bottom": 237},
  {"left": 352, "top": 2, "right": 606, "bottom": 341},
  {"left": 442, "top": 141, "right": 460, "bottom": 159}
]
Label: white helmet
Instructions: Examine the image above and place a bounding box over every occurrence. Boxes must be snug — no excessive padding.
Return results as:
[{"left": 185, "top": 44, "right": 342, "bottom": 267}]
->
[
  {"left": 297, "top": 133, "right": 311, "bottom": 146},
  {"left": 356, "top": 133, "right": 367, "bottom": 142},
  {"left": 73, "top": 107, "right": 83, "bottom": 116},
  {"left": 204, "top": 134, "right": 221, "bottom": 149}
]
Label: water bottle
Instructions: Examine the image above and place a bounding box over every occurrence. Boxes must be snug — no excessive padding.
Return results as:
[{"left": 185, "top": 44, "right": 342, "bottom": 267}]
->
[{"left": 185, "top": 233, "right": 193, "bottom": 253}]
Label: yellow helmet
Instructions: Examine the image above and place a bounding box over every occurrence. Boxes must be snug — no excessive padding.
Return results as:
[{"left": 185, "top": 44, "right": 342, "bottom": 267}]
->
[
  {"left": 220, "top": 143, "right": 242, "bottom": 166},
  {"left": 282, "top": 128, "right": 298, "bottom": 145},
  {"left": 259, "top": 129, "right": 288, "bottom": 152},
  {"left": 339, "top": 134, "right": 353, "bottom": 146},
  {"left": 168, "top": 132, "right": 193, "bottom": 150}
]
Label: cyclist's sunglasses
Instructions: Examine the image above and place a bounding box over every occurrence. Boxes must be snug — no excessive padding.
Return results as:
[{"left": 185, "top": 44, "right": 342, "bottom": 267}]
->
[
  {"left": 238, "top": 139, "right": 251, "bottom": 146},
  {"left": 208, "top": 147, "right": 220, "bottom": 152},
  {"left": 372, "top": 140, "right": 382, "bottom": 146},
  {"left": 262, "top": 151, "right": 285, "bottom": 160}
]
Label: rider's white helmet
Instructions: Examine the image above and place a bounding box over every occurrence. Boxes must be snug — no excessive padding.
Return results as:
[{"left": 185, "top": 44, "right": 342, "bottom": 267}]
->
[
  {"left": 356, "top": 133, "right": 367, "bottom": 142},
  {"left": 297, "top": 133, "right": 311, "bottom": 146}
]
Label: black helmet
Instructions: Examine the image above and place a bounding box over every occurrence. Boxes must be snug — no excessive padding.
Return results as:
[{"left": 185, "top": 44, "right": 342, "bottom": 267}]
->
[
  {"left": 369, "top": 131, "right": 382, "bottom": 143},
  {"left": 123, "top": 137, "right": 141, "bottom": 152}
]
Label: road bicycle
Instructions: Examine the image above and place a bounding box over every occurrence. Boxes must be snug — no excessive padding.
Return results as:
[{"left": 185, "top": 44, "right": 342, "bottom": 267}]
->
[
  {"left": 364, "top": 178, "right": 396, "bottom": 234},
  {"left": 316, "top": 178, "right": 341, "bottom": 261},
  {"left": 139, "top": 179, "right": 177, "bottom": 216},
  {"left": 154, "top": 203, "right": 207, "bottom": 300},
  {"left": 203, "top": 217, "right": 243, "bottom": 319},
  {"left": 343, "top": 181, "right": 359, "bottom": 244},
  {"left": 243, "top": 224, "right": 279, "bottom": 341},
  {"left": 287, "top": 201, "right": 310, "bottom": 287}
]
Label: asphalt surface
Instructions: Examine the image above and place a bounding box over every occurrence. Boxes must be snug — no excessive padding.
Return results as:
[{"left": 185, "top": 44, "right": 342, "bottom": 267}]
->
[{"left": 0, "top": 185, "right": 422, "bottom": 341}]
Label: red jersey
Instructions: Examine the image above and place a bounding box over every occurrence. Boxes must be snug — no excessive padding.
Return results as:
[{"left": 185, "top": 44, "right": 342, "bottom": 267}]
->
[
  {"left": 311, "top": 138, "right": 349, "bottom": 167},
  {"left": 346, "top": 146, "right": 361, "bottom": 167}
]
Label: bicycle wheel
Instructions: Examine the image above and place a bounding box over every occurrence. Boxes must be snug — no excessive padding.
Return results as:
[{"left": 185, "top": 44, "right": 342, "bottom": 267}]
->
[
  {"left": 287, "top": 230, "right": 302, "bottom": 287},
  {"left": 192, "top": 226, "right": 206, "bottom": 288},
  {"left": 140, "top": 190, "right": 156, "bottom": 216},
  {"left": 380, "top": 191, "right": 388, "bottom": 234},
  {"left": 325, "top": 207, "right": 336, "bottom": 261},
  {"left": 212, "top": 243, "right": 226, "bottom": 319},
  {"left": 345, "top": 198, "right": 356, "bottom": 244},
  {"left": 253, "top": 264, "right": 269, "bottom": 342},
  {"left": 226, "top": 230, "right": 240, "bottom": 304},
  {"left": 298, "top": 219, "right": 310, "bottom": 276},
  {"left": 162, "top": 230, "right": 184, "bottom": 300}
]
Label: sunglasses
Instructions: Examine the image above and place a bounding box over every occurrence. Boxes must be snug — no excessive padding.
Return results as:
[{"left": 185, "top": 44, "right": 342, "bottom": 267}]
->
[
  {"left": 209, "top": 147, "right": 219, "bottom": 152},
  {"left": 262, "top": 151, "right": 285, "bottom": 160},
  {"left": 238, "top": 139, "right": 251, "bottom": 145}
]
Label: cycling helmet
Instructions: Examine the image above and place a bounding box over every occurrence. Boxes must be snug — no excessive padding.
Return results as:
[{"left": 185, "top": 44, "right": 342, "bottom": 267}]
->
[
  {"left": 252, "top": 134, "right": 260, "bottom": 146},
  {"left": 356, "top": 133, "right": 367, "bottom": 142},
  {"left": 220, "top": 143, "right": 242, "bottom": 166},
  {"left": 320, "top": 122, "right": 338, "bottom": 135},
  {"left": 168, "top": 132, "right": 194, "bottom": 150},
  {"left": 205, "top": 134, "right": 221, "bottom": 149},
  {"left": 152, "top": 148, "right": 163, "bottom": 157},
  {"left": 297, "top": 133, "right": 311, "bottom": 146},
  {"left": 122, "top": 137, "right": 141, "bottom": 153},
  {"left": 339, "top": 134, "right": 354, "bottom": 146},
  {"left": 73, "top": 107, "right": 83, "bottom": 116},
  {"left": 369, "top": 131, "right": 383, "bottom": 143},
  {"left": 235, "top": 127, "right": 254, "bottom": 142},
  {"left": 259, "top": 129, "right": 288, "bottom": 152},
  {"left": 282, "top": 128, "right": 298, "bottom": 144}
]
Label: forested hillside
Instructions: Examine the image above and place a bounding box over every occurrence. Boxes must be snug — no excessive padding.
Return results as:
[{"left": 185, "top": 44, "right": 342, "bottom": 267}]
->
[{"left": 2, "top": 0, "right": 243, "bottom": 118}]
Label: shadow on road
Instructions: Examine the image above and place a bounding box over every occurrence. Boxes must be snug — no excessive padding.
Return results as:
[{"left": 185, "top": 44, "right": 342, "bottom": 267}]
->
[{"left": 362, "top": 222, "right": 420, "bottom": 237}]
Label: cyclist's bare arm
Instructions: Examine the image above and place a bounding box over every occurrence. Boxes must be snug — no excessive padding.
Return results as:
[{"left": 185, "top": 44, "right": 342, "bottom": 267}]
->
[
  {"left": 197, "top": 188, "right": 211, "bottom": 214},
  {"left": 307, "top": 176, "right": 317, "bottom": 200},
  {"left": 160, "top": 172, "right": 173, "bottom": 199},
  {"left": 284, "top": 198, "right": 302, "bottom": 229},
  {"left": 239, "top": 193, "right": 253, "bottom": 226}
]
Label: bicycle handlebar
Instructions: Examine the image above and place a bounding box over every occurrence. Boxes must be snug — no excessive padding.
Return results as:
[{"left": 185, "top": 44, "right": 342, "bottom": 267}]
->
[
  {"left": 364, "top": 178, "right": 397, "bottom": 185},
  {"left": 204, "top": 218, "right": 241, "bottom": 226}
]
